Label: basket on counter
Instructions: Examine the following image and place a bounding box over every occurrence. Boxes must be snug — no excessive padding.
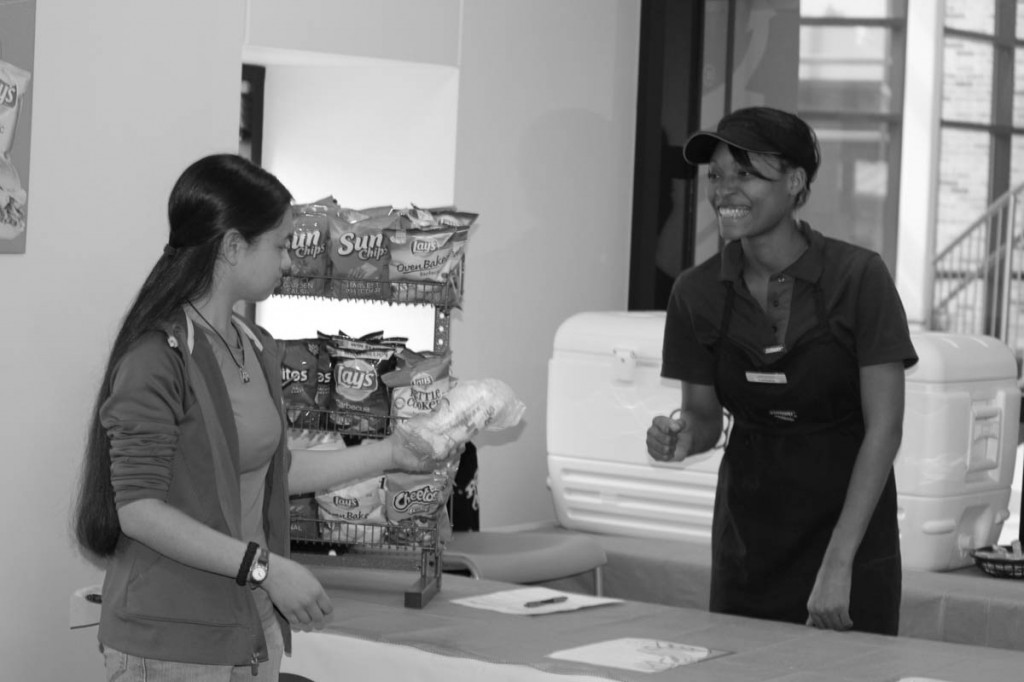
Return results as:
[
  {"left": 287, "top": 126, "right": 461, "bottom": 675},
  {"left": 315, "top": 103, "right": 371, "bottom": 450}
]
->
[{"left": 970, "top": 544, "right": 1024, "bottom": 579}]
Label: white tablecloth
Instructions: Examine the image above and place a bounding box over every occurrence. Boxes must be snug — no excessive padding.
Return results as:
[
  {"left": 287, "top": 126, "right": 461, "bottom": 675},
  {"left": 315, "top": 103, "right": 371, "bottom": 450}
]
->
[
  {"left": 281, "top": 566, "right": 1024, "bottom": 682},
  {"left": 536, "top": 529, "right": 1024, "bottom": 652}
]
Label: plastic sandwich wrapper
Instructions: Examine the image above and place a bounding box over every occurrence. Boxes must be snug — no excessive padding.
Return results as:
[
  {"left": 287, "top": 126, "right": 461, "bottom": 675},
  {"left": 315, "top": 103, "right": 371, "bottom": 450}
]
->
[{"left": 395, "top": 378, "right": 525, "bottom": 461}]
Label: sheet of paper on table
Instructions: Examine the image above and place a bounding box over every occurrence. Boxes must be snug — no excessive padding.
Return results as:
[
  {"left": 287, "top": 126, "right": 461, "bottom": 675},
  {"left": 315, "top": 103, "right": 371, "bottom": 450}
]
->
[
  {"left": 450, "top": 586, "right": 622, "bottom": 615},
  {"left": 548, "top": 637, "right": 729, "bottom": 673}
]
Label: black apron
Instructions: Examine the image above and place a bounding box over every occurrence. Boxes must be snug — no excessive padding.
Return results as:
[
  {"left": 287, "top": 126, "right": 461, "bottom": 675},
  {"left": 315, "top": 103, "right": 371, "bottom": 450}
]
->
[{"left": 709, "top": 283, "right": 901, "bottom": 635}]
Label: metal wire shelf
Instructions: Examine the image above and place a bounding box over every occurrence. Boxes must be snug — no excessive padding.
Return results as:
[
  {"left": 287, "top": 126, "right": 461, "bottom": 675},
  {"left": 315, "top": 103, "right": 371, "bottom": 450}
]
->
[
  {"left": 279, "top": 255, "right": 463, "bottom": 607},
  {"left": 289, "top": 513, "right": 445, "bottom": 608},
  {"left": 274, "top": 258, "right": 465, "bottom": 309},
  {"left": 286, "top": 407, "right": 402, "bottom": 439}
]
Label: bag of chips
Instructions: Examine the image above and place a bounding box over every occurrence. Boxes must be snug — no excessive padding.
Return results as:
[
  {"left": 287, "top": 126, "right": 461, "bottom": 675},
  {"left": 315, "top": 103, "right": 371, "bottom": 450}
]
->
[
  {"left": 383, "top": 470, "right": 452, "bottom": 523},
  {"left": 386, "top": 507, "right": 452, "bottom": 546},
  {"left": 327, "top": 344, "right": 396, "bottom": 436},
  {"left": 279, "top": 206, "right": 331, "bottom": 296},
  {"left": 328, "top": 207, "right": 395, "bottom": 300},
  {"left": 316, "top": 475, "right": 386, "bottom": 523},
  {"left": 317, "top": 475, "right": 388, "bottom": 544},
  {"left": 386, "top": 207, "right": 476, "bottom": 305},
  {"left": 312, "top": 335, "right": 334, "bottom": 427},
  {"left": 383, "top": 457, "right": 458, "bottom": 546},
  {"left": 382, "top": 349, "right": 452, "bottom": 421},
  {"left": 278, "top": 339, "right": 322, "bottom": 428}
]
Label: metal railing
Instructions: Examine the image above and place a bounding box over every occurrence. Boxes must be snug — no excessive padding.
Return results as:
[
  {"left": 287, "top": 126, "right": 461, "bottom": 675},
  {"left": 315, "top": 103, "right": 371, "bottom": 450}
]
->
[{"left": 930, "top": 182, "right": 1024, "bottom": 374}]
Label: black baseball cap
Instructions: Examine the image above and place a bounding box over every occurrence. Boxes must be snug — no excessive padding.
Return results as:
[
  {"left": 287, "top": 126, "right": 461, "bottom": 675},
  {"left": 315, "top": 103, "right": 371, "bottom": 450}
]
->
[{"left": 682, "top": 107, "right": 820, "bottom": 183}]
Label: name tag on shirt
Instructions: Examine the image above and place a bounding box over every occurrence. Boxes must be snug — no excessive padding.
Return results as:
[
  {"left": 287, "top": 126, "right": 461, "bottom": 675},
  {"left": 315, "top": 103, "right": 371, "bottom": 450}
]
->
[{"left": 746, "top": 371, "right": 787, "bottom": 384}]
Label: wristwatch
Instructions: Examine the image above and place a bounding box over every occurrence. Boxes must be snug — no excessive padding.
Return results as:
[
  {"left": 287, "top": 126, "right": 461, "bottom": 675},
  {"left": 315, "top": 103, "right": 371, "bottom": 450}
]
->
[{"left": 247, "top": 547, "right": 270, "bottom": 589}]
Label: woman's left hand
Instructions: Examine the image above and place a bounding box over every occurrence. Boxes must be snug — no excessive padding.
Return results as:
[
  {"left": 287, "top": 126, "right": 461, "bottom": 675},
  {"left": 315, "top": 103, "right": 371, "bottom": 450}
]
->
[{"left": 805, "top": 562, "right": 854, "bottom": 631}]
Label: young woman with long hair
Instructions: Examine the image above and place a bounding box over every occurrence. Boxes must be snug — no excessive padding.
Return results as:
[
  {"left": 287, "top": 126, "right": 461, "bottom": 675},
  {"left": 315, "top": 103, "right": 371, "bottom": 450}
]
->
[{"left": 75, "top": 154, "right": 440, "bottom": 680}]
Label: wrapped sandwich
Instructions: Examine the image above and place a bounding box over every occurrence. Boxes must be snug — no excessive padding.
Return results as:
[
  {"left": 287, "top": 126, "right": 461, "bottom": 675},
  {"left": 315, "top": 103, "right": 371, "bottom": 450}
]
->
[{"left": 394, "top": 378, "right": 525, "bottom": 460}]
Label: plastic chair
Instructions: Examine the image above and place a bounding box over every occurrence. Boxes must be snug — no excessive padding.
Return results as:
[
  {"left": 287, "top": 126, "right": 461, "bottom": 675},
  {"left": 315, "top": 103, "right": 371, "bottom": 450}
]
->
[{"left": 442, "top": 530, "right": 606, "bottom": 594}]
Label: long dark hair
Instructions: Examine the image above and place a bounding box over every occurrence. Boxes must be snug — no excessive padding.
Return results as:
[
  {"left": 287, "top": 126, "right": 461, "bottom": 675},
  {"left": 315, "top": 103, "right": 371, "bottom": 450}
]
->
[{"left": 74, "top": 154, "right": 292, "bottom": 557}]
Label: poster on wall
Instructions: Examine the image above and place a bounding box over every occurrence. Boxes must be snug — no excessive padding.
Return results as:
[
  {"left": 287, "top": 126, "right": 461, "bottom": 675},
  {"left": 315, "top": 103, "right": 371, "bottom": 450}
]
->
[{"left": 0, "top": 0, "right": 36, "bottom": 254}]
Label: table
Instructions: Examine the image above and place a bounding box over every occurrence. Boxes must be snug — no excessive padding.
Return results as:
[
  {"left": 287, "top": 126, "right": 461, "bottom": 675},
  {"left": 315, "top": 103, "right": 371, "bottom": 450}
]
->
[
  {"left": 281, "top": 565, "right": 1024, "bottom": 682},
  {"left": 534, "top": 529, "right": 1024, "bottom": 652}
]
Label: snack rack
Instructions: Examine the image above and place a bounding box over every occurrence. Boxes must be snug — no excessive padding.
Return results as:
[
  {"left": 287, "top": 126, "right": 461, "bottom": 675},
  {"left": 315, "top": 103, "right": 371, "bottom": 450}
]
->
[
  {"left": 289, "top": 514, "right": 445, "bottom": 608},
  {"left": 275, "top": 259, "right": 463, "bottom": 355},
  {"left": 275, "top": 264, "right": 463, "bottom": 608}
]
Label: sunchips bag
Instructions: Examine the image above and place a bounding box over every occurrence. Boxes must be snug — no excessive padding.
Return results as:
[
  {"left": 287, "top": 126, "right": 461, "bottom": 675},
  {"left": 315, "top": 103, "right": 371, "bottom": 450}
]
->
[
  {"left": 328, "top": 207, "right": 396, "bottom": 300},
  {"left": 279, "top": 206, "right": 331, "bottom": 296}
]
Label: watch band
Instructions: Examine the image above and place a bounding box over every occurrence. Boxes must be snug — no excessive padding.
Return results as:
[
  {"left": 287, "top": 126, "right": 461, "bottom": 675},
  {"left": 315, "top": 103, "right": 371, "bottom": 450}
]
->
[
  {"left": 236, "top": 541, "right": 259, "bottom": 587},
  {"left": 247, "top": 546, "right": 270, "bottom": 588}
]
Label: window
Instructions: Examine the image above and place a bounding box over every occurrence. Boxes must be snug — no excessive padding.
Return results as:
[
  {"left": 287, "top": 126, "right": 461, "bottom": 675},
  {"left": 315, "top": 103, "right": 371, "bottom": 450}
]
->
[
  {"left": 797, "top": 0, "right": 908, "bottom": 270},
  {"left": 935, "top": 0, "right": 1023, "bottom": 252}
]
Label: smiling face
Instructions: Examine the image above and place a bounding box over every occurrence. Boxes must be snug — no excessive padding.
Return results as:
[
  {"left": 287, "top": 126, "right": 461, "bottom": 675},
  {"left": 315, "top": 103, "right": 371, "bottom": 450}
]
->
[{"left": 707, "top": 142, "right": 803, "bottom": 243}]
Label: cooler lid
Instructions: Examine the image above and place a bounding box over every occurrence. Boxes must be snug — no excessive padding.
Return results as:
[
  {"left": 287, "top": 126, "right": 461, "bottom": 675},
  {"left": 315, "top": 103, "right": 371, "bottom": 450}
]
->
[
  {"left": 552, "top": 311, "right": 666, "bottom": 363},
  {"left": 907, "top": 331, "right": 1019, "bottom": 383}
]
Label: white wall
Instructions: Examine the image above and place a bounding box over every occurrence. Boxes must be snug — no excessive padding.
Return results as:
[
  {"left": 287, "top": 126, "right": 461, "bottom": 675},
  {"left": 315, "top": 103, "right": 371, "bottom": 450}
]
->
[
  {"left": 246, "top": 0, "right": 640, "bottom": 529},
  {"left": 246, "top": 0, "right": 462, "bottom": 67},
  {"left": 246, "top": 51, "right": 461, "bottom": 348},
  {"left": 0, "top": 1, "right": 248, "bottom": 679},
  {"left": 451, "top": 0, "right": 639, "bottom": 527},
  {"left": 0, "top": 0, "right": 639, "bottom": 677}
]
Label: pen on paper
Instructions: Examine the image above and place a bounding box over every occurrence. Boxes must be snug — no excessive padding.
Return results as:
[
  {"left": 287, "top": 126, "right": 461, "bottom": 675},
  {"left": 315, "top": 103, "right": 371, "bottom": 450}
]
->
[{"left": 524, "top": 596, "right": 568, "bottom": 608}]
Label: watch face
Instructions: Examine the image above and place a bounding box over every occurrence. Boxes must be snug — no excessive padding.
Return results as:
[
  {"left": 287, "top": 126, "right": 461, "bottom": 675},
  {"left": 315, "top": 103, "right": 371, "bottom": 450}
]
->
[{"left": 251, "top": 563, "right": 268, "bottom": 582}]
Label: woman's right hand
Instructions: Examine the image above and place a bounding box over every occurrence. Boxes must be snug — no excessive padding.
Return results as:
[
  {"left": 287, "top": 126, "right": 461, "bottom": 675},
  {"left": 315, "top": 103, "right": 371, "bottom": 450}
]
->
[
  {"left": 261, "top": 555, "right": 334, "bottom": 631},
  {"left": 387, "top": 431, "right": 453, "bottom": 473},
  {"left": 646, "top": 412, "right": 692, "bottom": 462}
]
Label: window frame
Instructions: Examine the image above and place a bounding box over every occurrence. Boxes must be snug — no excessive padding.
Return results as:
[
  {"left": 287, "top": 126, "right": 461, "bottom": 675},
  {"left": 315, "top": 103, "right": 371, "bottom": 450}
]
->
[
  {"left": 939, "top": 2, "right": 1020, "bottom": 206},
  {"left": 796, "top": 5, "right": 908, "bottom": 273}
]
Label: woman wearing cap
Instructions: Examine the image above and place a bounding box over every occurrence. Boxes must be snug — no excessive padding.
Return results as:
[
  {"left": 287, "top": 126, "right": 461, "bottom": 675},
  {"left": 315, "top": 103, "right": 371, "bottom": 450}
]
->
[{"left": 646, "top": 107, "right": 917, "bottom": 635}]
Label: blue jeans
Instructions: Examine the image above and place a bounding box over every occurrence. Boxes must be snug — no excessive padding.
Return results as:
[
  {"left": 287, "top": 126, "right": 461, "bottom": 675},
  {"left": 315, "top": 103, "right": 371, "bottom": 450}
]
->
[{"left": 103, "top": 619, "right": 284, "bottom": 681}]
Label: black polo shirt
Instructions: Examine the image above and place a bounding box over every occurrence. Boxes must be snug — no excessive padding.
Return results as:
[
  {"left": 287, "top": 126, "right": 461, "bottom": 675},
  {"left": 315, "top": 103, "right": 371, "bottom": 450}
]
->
[{"left": 662, "top": 223, "right": 918, "bottom": 385}]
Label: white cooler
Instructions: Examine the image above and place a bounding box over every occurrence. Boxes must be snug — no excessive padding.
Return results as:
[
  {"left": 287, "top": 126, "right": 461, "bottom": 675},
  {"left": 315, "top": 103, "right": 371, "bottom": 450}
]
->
[
  {"left": 546, "top": 312, "right": 1021, "bottom": 572},
  {"left": 895, "top": 331, "right": 1021, "bottom": 570},
  {"left": 546, "top": 311, "right": 724, "bottom": 543}
]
